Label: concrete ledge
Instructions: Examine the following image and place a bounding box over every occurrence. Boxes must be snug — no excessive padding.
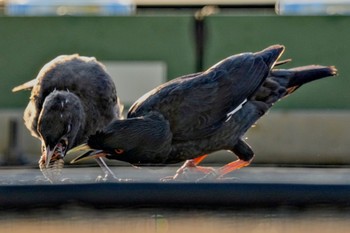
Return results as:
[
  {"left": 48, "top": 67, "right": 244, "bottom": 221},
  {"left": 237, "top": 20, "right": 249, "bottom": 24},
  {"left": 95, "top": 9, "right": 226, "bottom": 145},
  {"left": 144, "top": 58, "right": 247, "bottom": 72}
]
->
[
  {"left": 103, "top": 61, "right": 167, "bottom": 106},
  {"left": 0, "top": 110, "right": 40, "bottom": 153},
  {"left": 247, "top": 110, "right": 350, "bottom": 165},
  {"left": 0, "top": 110, "right": 41, "bottom": 164},
  {"left": 1, "top": 167, "right": 350, "bottom": 208}
]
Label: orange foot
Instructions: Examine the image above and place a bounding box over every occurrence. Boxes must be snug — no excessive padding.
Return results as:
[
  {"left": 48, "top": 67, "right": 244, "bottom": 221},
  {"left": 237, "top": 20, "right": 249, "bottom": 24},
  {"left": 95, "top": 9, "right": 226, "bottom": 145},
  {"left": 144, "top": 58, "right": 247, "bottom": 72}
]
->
[
  {"left": 161, "top": 155, "right": 215, "bottom": 181},
  {"left": 217, "top": 159, "right": 252, "bottom": 178},
  {"left": 161, "top": 157, "right": 252, "bottom": 182},
  {"left": 194, "top": 159, "right": 252, "bottom": 182}
]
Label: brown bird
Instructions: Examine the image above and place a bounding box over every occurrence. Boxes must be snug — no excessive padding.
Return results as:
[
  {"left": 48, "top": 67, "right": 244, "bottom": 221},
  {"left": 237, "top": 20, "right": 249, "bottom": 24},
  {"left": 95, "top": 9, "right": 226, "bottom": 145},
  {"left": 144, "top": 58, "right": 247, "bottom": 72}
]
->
[
  {"left": 13, "top": 55, "right": 122, "bottom": 180},
  {"left": 68, "top": 45, "right": 337, "bottom": 181}
]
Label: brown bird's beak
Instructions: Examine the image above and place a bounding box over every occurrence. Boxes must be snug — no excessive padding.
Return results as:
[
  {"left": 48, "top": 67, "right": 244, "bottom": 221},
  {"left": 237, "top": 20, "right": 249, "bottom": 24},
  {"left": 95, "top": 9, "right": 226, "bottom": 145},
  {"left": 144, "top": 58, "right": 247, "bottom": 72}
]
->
[
  {"left": 43, "top": 138, "right": 68, "bottom": 168},
  {"left": 68, "top": 144, "right": 105, "bottom": 164},
  {"left": 45, "top": 145, "right": 55, "bottom": 168}
]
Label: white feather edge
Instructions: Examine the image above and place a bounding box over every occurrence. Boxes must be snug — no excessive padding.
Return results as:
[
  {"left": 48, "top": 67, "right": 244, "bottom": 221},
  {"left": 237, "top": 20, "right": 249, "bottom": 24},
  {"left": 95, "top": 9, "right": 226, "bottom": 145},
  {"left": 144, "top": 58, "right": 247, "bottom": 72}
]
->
[{"left": 225, "top": 98, "right": 247, "bottom": 122}]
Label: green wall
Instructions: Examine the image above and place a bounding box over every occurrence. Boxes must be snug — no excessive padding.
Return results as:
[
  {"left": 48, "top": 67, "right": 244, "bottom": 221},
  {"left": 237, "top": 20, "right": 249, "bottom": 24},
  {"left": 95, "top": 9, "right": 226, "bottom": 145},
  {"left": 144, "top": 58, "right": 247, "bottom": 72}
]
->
[
  {"left": 0, "top": 15, "right": 348, "bottom": 109},
  {"left": 205, "top": 16, "right": 349, "bottom": 109},
  {"left": 0, "top": 16, "right": 196, "bottom": 108}
]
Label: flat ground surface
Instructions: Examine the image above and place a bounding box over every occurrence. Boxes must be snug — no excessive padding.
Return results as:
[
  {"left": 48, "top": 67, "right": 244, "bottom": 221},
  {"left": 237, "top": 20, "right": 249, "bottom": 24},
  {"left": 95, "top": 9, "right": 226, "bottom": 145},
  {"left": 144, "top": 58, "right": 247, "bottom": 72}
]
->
[
  {"left": 1, "top": 166, "right": 350, "bottom": 233},
  {"left": 0, "top": 166, "right": 349, "bottom": 206},
  {"left": 0, "top": 165, "right": 349, "bottom": 184}
]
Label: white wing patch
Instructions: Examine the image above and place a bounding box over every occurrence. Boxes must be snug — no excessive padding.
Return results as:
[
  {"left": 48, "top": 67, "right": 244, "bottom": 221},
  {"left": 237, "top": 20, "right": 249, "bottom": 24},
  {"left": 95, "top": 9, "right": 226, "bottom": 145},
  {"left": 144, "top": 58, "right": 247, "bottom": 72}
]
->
[{"left": 225, "top": 99, "right": 247, "bottom": 122}]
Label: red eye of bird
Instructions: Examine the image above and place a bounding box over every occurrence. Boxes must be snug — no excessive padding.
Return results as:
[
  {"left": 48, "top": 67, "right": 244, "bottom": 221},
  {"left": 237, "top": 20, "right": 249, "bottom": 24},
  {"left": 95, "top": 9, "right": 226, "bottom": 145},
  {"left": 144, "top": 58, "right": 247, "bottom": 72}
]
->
[{"left": 115, "top": 148, "right": 124, "bottom": 154}]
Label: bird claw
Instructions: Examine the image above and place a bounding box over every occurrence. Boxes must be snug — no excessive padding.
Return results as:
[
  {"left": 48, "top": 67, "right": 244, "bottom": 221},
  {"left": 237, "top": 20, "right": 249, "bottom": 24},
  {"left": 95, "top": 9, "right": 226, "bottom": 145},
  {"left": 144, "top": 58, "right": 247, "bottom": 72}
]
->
[
  {"left": 34, "top": 176, "right": 54, "bottom": 184},
  {"left": 59, "top": 177, "right": 74, "bottom": 183},
  {"left": 196, "top": 171, "right": 239, "bottom": 182},
  {"left": 160, "top": 167, "right": 240, "bottom": 183},
  {"left": 34, "top": 175, "right": 73, "bottom": 184},
  {"left": 195, "top": 171, "right": 240, "bottom": 182},
  {"left": 160, "top": 166, "right": 217, "bottom": 182},
  {"left": 160, "top": 168, "right": 195, "bottom": 182},
  {"left": 38, "top": 158, "right": 65, "bottom": 183},
  {"left": 195, "top": 170, "right": 219, "bottom": 182},
  {"left": 95, "top": 174, "right": 132, "bottom": 183},
  {"left": 95, "top": 175, "right": 109, "bottom": 182}
]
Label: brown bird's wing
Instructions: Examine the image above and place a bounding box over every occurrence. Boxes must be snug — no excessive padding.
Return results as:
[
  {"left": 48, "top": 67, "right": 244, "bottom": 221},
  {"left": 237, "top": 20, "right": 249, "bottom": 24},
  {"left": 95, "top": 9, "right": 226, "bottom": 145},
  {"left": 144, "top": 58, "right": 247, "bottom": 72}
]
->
[
  {"left": 21, "top": 55, "right": 120, "bottom": 141},
  {"left": 12, "top": 78, "right": 38, "bottom": 92}
]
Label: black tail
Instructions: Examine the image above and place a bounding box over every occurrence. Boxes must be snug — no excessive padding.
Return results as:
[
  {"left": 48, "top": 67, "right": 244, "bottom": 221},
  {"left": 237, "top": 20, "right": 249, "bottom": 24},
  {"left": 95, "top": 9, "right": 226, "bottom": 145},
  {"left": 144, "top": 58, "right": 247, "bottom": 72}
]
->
[
  {"left": 271, "top": 65, "right": 338, "bottom": 95},
  {"left": 287, "top": 65, "right": 337, "bottom": 88}
]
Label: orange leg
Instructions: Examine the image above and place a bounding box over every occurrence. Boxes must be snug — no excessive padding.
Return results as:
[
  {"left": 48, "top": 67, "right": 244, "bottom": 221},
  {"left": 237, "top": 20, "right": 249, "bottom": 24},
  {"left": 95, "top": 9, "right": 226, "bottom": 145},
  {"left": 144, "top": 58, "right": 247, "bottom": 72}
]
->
[
  {"left": 188, "top": 154, "right": 215, "bottom": 173},
  {"left": 174, "top": 154, "right": 212, "bottom": 176},
  {"left": 164, "top": 154, "right": 214, "bottom": 181},
  {"left": 217, "top": 159, "right": 252, "bottom": 178},
  {"left": 192, "top": 154, "right": 208, "bottom": 165}
]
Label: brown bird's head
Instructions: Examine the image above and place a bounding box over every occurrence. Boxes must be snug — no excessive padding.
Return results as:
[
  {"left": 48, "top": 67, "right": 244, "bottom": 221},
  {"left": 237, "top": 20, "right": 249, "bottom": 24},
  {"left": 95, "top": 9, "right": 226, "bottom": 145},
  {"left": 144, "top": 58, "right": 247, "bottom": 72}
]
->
[{"left": 38, "top": 90, "right": 85, "bottom": 168}]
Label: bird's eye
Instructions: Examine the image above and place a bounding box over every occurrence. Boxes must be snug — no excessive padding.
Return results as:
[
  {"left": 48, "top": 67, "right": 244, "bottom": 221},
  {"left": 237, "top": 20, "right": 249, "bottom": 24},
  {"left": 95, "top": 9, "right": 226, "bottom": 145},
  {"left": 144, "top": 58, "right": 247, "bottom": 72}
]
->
[
  {"left": 67, "top": 124, "right": 72, "bottom": 134},
  {"left": 115, "top": 148, "right": 124, "bottom": 154}
]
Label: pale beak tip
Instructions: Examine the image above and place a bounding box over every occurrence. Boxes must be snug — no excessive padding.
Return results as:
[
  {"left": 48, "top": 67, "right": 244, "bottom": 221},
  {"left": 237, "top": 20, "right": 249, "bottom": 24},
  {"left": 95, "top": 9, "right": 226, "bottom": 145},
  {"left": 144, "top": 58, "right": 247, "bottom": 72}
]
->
[{"left": 45, "top": 147, "right": 54, "bottom": 168}]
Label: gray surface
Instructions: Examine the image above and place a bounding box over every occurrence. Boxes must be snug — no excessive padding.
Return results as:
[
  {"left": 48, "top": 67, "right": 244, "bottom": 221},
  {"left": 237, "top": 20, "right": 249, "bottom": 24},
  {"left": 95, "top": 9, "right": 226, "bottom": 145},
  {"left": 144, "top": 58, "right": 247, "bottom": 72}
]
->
[
  {"left": 0, "top": 166, "right": 350, "bottom": 185},
  {"left": 0, "top": 166, "right": 349, "bottom": 208},
  {"left": 0, "top": 165, "right": 349, "bottom": 184}
]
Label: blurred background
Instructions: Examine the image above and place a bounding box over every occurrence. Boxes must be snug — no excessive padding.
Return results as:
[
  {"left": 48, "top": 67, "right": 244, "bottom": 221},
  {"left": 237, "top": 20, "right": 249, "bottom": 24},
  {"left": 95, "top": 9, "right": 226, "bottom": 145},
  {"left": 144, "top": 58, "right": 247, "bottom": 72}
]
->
[
  {"left": 0, "top": 0, "right": 350, "bottom": 232},
  {"left": 0, "top": 0, "right": 349, "bottom": 166}
]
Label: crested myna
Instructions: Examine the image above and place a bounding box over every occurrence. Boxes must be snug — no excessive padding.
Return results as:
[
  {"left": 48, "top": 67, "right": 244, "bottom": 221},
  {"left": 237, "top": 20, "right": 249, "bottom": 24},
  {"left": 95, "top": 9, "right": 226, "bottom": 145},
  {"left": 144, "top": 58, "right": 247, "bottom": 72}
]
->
[{"left": 68, "top": 45, "right": 337, "bottom": 180}]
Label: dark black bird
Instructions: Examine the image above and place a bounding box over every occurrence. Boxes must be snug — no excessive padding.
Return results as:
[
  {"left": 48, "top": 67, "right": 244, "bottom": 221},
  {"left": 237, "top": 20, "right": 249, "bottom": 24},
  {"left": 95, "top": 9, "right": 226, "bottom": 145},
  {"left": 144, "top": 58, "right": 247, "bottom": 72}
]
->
[
  {"left": 68, "top": 45, "right": 337, "bottom": 180},
  {"left": 13, "top": 55, "right": 122, "bottom": 171}
]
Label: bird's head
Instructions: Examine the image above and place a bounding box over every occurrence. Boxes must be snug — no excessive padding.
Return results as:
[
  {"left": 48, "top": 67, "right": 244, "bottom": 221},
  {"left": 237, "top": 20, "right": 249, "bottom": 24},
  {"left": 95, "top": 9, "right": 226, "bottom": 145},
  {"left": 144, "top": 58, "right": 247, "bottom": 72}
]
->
[
  {"left": 38, "top": 90, "right": 85, "bottom": 168},
  {"left": 68, "top": 113, "right": 172, "bottom": 165}
]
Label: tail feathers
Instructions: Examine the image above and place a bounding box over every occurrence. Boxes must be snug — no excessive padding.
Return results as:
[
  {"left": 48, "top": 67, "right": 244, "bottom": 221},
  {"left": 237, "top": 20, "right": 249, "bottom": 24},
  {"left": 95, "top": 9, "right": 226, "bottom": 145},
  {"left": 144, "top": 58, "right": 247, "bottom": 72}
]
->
[
  {"left": 272, "top": 65, "right": 337, "bottom": 95},
  {"left": 287, "top": 65, "right": 337, "bottom": 88}
]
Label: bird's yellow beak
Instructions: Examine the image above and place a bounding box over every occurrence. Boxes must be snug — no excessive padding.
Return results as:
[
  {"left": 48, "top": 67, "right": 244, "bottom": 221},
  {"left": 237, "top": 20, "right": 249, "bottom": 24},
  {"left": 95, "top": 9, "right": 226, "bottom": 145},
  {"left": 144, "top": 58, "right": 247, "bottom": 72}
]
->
[{"left": 67, "top": 144, "right": 104, "bottom": 164}]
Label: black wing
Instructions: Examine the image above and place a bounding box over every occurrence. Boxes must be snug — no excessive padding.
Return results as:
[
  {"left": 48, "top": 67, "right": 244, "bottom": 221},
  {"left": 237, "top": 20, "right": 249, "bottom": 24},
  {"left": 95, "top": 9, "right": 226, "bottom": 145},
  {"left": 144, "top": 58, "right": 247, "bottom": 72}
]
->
[{"left": 128, "top": 46, "right": 283, "bottom": 140}]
